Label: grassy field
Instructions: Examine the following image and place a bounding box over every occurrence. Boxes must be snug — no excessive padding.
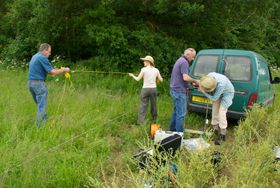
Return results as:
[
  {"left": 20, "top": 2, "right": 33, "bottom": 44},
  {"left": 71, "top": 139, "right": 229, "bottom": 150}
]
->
[{"left": 0, "top": 69, "right": 279, "bottom": 187}]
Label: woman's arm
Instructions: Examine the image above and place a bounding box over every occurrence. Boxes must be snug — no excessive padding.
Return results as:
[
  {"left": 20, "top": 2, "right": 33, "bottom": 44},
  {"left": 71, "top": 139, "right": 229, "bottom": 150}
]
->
[
  {"left": 128, "top": 69, "right": 144, "bottom": 81},
  {"left": 157, "top": 71, "right": 163, "bottom": 82}
]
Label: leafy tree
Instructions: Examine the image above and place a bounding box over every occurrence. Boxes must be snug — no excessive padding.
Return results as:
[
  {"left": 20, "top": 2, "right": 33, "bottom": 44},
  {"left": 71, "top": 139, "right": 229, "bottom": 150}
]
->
[{"left": 0, "top": 0, "right": 280, "bottom": 69}]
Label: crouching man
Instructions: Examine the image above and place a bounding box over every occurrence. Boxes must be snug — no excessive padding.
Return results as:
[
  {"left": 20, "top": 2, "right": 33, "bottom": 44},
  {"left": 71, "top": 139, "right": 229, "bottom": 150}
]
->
[{"left": 198, "top": 72, "right": 234, "bottom": 145}]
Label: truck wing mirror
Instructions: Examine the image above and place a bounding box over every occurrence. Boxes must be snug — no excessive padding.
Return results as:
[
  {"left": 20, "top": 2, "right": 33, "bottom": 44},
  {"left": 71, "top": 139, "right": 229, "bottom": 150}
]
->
[{"left": 272, "top": 77, "right": 280, "bottom": 84}]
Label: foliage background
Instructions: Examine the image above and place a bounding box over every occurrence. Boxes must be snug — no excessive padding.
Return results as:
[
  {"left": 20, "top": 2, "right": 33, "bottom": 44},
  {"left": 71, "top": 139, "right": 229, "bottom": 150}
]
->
[{"left": 0, "top": 0, "right": 280, "bottom": 73}]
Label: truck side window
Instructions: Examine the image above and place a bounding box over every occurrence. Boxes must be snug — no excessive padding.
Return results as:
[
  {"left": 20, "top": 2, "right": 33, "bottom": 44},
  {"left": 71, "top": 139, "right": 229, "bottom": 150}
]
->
[
  {"left": 193, "top": 55, "right": 219, "bottom": 77},
  {"left": 224, "top": 56, "right": 251, "bottom": 81}
]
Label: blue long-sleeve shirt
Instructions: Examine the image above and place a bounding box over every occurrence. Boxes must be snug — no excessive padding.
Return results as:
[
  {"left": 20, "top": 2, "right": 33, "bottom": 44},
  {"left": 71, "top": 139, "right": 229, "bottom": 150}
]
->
[
  {"left": 203, "top": 72, "right": 235, "bottom": 108},
  {"left": 28, "top": 52, "right": 53, "bottom": 81}
]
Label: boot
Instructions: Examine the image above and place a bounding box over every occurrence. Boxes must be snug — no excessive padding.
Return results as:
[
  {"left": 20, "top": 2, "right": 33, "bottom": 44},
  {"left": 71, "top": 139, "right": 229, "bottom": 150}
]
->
[
  {"left": 213, "top": 129, "right": 220, "bottom": 145},
  {"left": 215, "top": 134, "right": 226, "bottom": 145},
  {"left": 220, "top": 134, "right": 226, "bottom": 141}
]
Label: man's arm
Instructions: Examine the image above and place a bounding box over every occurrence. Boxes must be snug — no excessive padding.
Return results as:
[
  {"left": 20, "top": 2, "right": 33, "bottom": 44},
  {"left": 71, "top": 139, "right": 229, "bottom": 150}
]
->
[
  {"left": 203, "top": 85, "right": 224, "bottom": 101},
  {"left": 49, "top": 67, "right": 70, "bottom": 75},
  {"left": 183, "top": 73, "right": 199, "bottom": 85}
]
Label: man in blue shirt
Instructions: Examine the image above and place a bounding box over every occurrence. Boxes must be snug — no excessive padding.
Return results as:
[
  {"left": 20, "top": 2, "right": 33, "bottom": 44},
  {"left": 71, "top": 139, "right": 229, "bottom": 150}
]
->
[
  {"left": 28, "top": 43, "right": 70, "bottom": 126},
  {"left": 169, "top": 48, "right": 199, "bottom": 132},
  {"left": 199, "top": 72, "right": 235, "bottom": 145}
]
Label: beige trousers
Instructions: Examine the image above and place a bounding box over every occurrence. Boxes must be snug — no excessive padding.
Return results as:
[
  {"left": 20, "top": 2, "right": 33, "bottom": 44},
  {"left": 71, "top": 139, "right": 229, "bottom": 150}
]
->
[{"left": 211, "top": 99, "right": 228, "bottom": 130}]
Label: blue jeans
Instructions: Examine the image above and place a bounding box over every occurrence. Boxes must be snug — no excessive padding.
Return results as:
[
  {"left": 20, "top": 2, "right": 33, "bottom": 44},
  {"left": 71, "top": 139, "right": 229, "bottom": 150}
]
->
[
  {"left": 29, "top": 82, "right": 48, "bottom": 126},
  {"left": 169, "top": 89, "right": 187, "bottom": 132}
]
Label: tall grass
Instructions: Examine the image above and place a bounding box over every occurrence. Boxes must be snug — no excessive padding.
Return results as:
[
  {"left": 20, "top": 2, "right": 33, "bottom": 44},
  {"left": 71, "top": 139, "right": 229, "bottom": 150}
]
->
[
  {"left": 0, "top": 70, "right": 174, "bottom": 187},
  {"left": 0, "top": 70, "right": 280, "bottom": 187}
]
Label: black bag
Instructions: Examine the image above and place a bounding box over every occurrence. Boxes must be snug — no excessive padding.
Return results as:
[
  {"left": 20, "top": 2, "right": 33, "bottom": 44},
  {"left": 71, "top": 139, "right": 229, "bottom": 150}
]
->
[
  {"left": 132, "top": 134, "right": 182, "bottom": 170},
  {"left": 155, "top": 134, "right": 182, "bottom": 157},
  {"left": 132, "top": 149, "right": 154, "bottom": 169}
]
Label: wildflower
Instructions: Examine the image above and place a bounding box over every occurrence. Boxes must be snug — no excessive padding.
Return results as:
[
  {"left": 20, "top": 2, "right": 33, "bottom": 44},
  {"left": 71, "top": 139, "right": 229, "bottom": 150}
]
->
[{"left": 65, "top": 72, "right": 70, "bottom": 79}]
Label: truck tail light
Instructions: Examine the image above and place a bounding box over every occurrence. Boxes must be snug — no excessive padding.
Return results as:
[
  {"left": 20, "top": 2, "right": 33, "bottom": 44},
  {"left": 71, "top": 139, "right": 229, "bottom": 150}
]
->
[
  {"left": 248, "top": 93, "right": 258, "bottom": 106},
  {"left": 186, "top": 88, "right": 190, "bottom": 97}
]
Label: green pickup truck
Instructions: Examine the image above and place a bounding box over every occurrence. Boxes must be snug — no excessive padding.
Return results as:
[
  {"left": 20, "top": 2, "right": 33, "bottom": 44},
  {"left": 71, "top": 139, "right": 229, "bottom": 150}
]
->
[{"left": 188, "top": 49, "right": 280, "bottom": 119}]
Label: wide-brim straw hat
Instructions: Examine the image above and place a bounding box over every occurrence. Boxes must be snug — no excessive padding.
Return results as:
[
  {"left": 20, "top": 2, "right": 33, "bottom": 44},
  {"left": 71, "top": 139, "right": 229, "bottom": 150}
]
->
[
  {"left": 140, "top": 55, "right": 154, "bottom": 66},
  {"left": 199, "top": 76, "right": 217, "bottom": 93}
]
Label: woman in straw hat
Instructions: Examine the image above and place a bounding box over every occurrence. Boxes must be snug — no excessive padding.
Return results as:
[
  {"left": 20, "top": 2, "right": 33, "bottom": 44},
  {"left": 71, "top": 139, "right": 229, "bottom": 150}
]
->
[
  {"left": 199, "top": 72, "right": 234, "bottom": 145},
  {"left": 128, "top": 55, "right": 163, "bottom": 124}
]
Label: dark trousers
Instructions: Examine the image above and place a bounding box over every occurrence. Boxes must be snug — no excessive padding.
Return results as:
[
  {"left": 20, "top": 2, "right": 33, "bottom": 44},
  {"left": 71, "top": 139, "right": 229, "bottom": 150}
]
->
[{"left": 137, "top": 88, "right": 158, "bottom": 124}]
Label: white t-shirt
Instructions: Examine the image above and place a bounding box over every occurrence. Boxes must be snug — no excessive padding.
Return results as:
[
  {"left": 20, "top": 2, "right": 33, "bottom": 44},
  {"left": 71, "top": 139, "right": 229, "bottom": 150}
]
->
[{"left": 137, "top": 66, "right": 161, "bottom": 88}]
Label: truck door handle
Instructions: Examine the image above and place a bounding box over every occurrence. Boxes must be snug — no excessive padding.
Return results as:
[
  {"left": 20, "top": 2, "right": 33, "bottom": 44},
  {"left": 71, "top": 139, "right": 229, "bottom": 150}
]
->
[{"left": 235, "top": 90, "right": 247, "bottom": 95}]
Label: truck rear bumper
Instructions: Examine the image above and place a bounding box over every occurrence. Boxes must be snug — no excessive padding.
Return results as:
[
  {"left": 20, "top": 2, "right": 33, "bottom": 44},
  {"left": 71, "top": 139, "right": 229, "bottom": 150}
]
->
[{"left": 188, "top": 103, "right": 246, "bottom": 120}]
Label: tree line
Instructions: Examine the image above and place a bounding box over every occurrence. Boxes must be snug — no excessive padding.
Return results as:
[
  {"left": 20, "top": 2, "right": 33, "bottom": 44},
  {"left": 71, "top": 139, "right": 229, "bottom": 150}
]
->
[{"left": 0, "top": 0, "right": 279, "bottom": 74}]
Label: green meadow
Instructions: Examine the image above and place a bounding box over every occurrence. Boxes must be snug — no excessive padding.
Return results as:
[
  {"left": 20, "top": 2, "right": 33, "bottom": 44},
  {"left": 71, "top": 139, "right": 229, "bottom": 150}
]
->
[{"left": 0, "top": 70, "right": 279, "bottom": 187}]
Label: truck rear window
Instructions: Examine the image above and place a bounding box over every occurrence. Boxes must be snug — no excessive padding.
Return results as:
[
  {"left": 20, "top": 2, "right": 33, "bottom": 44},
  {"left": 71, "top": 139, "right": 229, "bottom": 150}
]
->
[
  {"left": 224, "top": 56, "right": 251, "bottom": 81},
  {"left": 193, "top": 55, "right": 219, "bottom": 76}
]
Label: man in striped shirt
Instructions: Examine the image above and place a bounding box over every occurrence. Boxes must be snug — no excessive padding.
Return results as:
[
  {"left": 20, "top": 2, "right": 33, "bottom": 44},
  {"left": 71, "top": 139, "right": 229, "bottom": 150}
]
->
[{"left": 199, "top": 72, "right": 235, "bottom": 145}]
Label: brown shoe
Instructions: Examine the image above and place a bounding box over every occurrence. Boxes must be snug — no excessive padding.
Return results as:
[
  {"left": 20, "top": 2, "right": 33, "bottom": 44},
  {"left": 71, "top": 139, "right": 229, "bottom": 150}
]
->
[
  {"left": 214, "top": 134, "right": 226, "bottom": 145},
  {"left": 213, "top": 129, "right": 220, "bottom": 145},
  {"left": 221, "top": 134, "right": 226, "bottom": 141}
]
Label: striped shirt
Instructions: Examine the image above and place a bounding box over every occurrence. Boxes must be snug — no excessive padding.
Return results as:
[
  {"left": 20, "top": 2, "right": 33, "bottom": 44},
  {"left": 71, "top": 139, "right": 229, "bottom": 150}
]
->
[{"left": 203, "top": 72, "right": 235, "bottom": 108}]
